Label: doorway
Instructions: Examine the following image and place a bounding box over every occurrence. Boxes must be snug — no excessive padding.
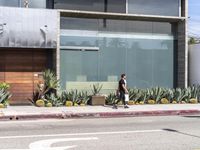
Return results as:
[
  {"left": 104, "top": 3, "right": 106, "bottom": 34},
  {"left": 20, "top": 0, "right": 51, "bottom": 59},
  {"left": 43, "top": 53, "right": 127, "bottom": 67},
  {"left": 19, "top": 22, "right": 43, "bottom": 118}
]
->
[{"left": 0, "top": 48, "right": 54, "bottom": 105}]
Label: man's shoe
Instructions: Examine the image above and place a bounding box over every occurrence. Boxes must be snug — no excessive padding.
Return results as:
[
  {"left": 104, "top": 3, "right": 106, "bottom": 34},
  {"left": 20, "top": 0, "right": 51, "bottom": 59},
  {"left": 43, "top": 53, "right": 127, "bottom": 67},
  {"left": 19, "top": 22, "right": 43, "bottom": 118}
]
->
[
  {"left": 124, "top": 105, "right": 129, "bottom": 109},
  {"left": 112, "top": 105, "right": 118, "bottom": 109}
]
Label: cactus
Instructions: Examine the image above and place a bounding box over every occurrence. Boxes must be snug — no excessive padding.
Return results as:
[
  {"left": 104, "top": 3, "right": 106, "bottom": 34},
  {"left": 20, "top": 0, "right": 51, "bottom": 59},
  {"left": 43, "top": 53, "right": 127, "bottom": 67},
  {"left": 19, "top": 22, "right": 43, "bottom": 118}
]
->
[
  {"left": 36, "top": 99, "right": 45, "bottom": 107},
  {"left": 65, "top": 101, "right": 73, "bottom": 107},
  {"left": 147, "top": 99, "right": 156, "bottom": 104},
  {"left": 46, "top": 102, "right": 53, "bottom": 107},
  {"left": 128, "top": 100, "right": 135, "bottom": 105},
  {"left": 0, "top": 103, "right": 4, "bottom": 108},
  {"left": 189, "top": 98, "right": 198, "bottom": 104},
  {"left": 161, "top": 98, "right": 169, "bottom": 104}
]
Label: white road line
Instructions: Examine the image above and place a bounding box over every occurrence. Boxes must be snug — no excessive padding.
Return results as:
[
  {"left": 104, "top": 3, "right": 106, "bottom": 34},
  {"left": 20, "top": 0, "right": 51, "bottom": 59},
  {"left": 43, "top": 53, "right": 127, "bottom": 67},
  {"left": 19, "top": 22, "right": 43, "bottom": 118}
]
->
[
  {"left": 0, "top": 119, "right": 74, "bottom": 124},
  {"left": 0, "top": 129, "right": 162, "bottom": 139}
]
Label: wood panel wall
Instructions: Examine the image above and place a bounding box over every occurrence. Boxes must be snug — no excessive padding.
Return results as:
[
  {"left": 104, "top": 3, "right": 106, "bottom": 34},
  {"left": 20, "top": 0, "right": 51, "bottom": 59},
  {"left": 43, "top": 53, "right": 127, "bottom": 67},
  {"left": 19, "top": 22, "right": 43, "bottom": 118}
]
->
[{"left": 0, "top": 49, "right": 51, "bottom": 105}]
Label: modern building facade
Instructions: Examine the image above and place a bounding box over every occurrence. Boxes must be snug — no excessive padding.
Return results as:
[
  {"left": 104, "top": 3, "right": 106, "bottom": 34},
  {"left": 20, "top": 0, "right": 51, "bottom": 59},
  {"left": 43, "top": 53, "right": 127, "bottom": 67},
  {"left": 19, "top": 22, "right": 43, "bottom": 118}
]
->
[{"left": 0, "top": 0, "right": 188, "bottom": 104}]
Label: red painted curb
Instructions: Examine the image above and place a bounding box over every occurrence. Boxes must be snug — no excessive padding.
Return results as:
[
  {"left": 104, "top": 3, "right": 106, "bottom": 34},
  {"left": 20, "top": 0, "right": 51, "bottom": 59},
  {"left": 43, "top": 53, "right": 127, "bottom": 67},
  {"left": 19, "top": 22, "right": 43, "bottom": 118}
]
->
[
  {"left": 0, "top": 110, "right": 199, "bottom": 120},
  {"left": 67, "top": 110, "right": 200, "bottom": 118}
]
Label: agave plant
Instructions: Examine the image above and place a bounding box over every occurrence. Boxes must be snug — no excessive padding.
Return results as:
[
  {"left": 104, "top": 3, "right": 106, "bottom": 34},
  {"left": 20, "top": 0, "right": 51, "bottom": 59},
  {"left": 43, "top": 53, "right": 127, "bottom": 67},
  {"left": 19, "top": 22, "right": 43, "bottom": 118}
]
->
[
  {"left": 197, "top": 85, "right": 200, "bottom": 102},
  {"left": 105, "top": 93, "right": 118, "bottom": 105},
  {"left": 0, "top": 83, "right": 11, "bottom": 106},
  {"left": 190, "top": 85, "right": 200, "bottom": 99},
  {"left": 67, "top": 90, "right": 81, "bottom": 105},
  {"left": 0, "top": 89, "right": 11, "bottom": 106},
  {"left": 174, "top": 88, "right": 187, "bottom": 103},
  {"left": 57, "top": 90, "right": 68, "bottom": 105},
  {"left": 45, "top": 93, "right": 62, "bottom": 107},
  {"left": 150, "top": 87, "right": 165, "bottom": 103},
  {"left": 138, "top": 89, "right": 150, "bottom": 104},
  {"left": 0, "top": 82, "right": 10, "bottom": 91},
  {"left": 79, "top": 91, "right": 90, "bottom": 105},
  {"left": 91, "top": 83, "right": 103, "bottom": 96},
  {"left": 184, "top": 87, "right": 192, "bottom": 103},
  {"left": 128, "top": 88, "right": 142, "bottom": 102},
  {"left": 31, "top": 69, "right": 60, "bottom": 105},
  {"left": 40, "top": 69, "right": 59, "bottom": 96},
  {"left": 183, "top": 85, "right": 200, "bottom": 103},
  {"left": 163, "top": 88, "right": 174, "bottom": 103}
]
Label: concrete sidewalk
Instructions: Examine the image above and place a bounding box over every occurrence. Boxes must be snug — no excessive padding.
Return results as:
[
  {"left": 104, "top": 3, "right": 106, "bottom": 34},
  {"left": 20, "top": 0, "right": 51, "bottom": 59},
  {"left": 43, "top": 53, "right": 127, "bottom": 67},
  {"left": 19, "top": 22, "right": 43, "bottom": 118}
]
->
[{"left": 0, "top": 104, "right": 200, "bottom": 121}]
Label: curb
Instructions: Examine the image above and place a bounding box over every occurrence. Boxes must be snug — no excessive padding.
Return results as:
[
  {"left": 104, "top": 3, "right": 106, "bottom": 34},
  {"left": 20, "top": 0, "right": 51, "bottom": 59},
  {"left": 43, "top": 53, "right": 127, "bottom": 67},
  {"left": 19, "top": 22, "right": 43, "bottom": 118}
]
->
[
  {"left": 0, "top": 113, "right": 66, "bottom": 121},
  {"left": 65, "top": 110, "right": 200, "bottom": 118},
  {"left": 0, "top": 109, "right": 199, "bottom": 121}
]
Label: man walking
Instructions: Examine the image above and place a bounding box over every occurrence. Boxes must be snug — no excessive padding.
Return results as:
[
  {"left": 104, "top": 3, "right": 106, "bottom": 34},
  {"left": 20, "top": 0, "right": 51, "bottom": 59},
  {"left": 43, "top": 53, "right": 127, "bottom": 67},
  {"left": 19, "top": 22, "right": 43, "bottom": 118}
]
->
[{"left": 113, "top": 74, "right": 129, "bottom": 109}]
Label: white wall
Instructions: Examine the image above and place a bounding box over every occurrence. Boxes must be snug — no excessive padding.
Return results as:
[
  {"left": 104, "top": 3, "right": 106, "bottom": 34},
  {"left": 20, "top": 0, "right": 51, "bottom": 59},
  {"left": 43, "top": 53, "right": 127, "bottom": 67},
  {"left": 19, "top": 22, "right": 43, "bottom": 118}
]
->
[{"left": 189, "top": 44, "right": 200, "bottom": 85}]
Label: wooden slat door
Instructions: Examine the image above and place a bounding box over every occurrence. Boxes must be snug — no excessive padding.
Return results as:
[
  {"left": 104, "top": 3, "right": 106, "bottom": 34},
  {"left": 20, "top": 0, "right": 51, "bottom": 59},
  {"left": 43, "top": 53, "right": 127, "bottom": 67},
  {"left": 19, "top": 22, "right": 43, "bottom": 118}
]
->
[
  {"left": 0, "top": 49, "right": 49, "bottom": 105},
  {"left": 33, "top": 50, "right": 48, "bottom": 94},
  {"left": 5, "top": 50, "right": 34, "bottom": 104},
  {"left": 0, "top": 51, "right": 5, "bottom": 82}
]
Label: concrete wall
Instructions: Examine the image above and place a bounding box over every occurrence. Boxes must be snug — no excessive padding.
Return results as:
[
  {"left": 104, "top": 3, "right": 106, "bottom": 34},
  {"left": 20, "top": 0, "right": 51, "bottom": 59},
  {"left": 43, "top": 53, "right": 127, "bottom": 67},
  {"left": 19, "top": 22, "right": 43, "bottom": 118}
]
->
[
  {"left": 189, "top": 44, "right": 200, "bottom": 85},
  {"left": 176, "top": 0, "right": 188, "bottom": 88}
]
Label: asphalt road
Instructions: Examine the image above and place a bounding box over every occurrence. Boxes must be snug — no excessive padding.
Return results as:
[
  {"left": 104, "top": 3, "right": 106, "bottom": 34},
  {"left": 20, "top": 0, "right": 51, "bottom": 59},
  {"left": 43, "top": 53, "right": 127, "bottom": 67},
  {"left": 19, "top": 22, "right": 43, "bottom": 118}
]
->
[{"left": 0, "top": 116, "right": 200, "bottom": 150}]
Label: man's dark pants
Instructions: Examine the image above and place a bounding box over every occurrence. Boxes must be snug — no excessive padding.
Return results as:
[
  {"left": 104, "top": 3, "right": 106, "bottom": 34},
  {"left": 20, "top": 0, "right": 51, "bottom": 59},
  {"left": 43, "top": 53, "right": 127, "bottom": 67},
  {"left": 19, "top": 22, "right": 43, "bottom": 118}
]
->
[{"left": 114, "top": 91, "right": 126, "bottom": 105}]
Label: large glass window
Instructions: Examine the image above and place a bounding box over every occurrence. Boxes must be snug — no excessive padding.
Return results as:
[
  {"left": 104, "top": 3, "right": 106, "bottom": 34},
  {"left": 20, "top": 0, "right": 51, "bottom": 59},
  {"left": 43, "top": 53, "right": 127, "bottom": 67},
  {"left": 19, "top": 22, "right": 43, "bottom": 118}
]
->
[
  {"left": 106, "top": 0, "right": 126, "bottom": 13},
  {"left": 60, "top": 49, "right": 99, "bottom": 88},
  {"left": 0, "top": 0, "right": 19, "bottom": 7},
  {"left": 27, "top": 0, "right": 46, "bottom": 8},
  {"left": 0, "top": 0, "right": 46, "bottom": 8},
  {"left": 128, "top": 0, "right": 180, "bottom": 16},
  {"left": 54, "top": 0, "right": 126, "bottom": 13},
  {"left": 60, "top": 17, "right": 176, "bottom": 89},
  {"left": 54, "top": 0, "right": 104, "bottom": 12}
]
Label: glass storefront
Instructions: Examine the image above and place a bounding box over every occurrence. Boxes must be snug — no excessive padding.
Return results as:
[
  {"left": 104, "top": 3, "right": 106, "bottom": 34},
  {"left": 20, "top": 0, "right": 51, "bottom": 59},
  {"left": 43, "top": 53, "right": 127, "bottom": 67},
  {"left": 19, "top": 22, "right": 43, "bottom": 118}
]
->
[{"left": 60, "top": 17, "right": 176, "bottom": 89}]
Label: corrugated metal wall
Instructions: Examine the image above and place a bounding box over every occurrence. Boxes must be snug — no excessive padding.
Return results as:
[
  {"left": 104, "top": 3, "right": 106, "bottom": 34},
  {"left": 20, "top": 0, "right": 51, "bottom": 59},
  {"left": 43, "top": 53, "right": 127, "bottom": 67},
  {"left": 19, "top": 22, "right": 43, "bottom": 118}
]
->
[{"left": 0, "top": 7, "right": 57, "bottom": 48}]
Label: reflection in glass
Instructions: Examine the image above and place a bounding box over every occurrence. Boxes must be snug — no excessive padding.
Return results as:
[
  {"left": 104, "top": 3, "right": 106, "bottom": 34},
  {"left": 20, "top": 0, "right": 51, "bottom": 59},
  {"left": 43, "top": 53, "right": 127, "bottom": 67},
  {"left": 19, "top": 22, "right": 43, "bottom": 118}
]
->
[
  {"left": 27, "top": 0, "right": 46, "bottom": 8},
  {"left": 128, "top": 0, "right": 179, "bottom": 16},
  {"left": 0, "top": 0, "right": 19, "bottom": 7},
  {"left": 54, "top": 0, "right": 126, "bottom": 13},
  {"left": 54, "top": 0, "right": 104, "bottom": 11},
  {"left": 60, "top": 18, "right": 175, "bottom": 88},
  {"left": 60, "top": 50, "right": 98, "bottom": 88},
  {"left": 0, "top": 0, "right": 46, "bottom": 8}
]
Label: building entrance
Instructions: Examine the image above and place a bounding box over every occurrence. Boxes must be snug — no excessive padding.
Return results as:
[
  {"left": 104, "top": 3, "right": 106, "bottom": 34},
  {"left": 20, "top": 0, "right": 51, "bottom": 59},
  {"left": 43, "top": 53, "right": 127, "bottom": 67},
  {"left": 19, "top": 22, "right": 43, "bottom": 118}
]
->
[{"left": 0, "top": 49, "right": 53, "bottom": 105}]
